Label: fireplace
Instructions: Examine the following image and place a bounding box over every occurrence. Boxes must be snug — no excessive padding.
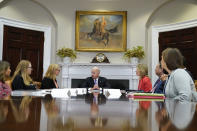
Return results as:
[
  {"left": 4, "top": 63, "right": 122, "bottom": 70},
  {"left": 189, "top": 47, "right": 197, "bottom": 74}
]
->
[
  {"left": 59, "top": 63, "right": 139, "bottom": 90},
  {"left": 71, "top": 79, "right": 129, "bottom": 90}
]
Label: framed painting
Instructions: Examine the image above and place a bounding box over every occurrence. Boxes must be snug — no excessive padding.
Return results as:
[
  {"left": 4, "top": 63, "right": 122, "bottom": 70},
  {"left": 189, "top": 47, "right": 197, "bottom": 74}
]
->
[{"left": 75, "top": 11, "right": 127, "bottom": 52}]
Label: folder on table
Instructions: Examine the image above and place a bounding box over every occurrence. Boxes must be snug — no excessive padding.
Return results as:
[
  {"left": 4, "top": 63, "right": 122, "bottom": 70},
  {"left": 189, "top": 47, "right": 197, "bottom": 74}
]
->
[{"left": 127, "top": 93, "right": 165, "bottom": 99}]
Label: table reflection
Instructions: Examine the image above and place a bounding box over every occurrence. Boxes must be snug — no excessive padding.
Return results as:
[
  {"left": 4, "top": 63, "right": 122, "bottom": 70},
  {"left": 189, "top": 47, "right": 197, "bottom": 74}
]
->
[
  {"left": 0, "top": 90, "right": 197, "bottom": 131},
  {"left": 10, "top": 96, "right": 32, "bottom": 123},
  {"left": 0, "top": 100, "right": 8, "bottom": 123},
  {"left": 155, "top": 101, "right": 170, "bottom": 131},
  {"left": 86, "top": 92, "right": 107, "bottom": 128},
  {"left": 0, "top": 96, "right": 41, "bottom": 131},
  {"left": 42, "top": 94, "right": 60, "bottom": 118}
]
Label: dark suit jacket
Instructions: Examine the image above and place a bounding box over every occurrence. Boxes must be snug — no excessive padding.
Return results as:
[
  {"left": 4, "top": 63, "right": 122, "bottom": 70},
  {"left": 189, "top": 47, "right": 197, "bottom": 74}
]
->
[
  {"left": 82, "top": 77, "right": 110, "bottom": 89},
  {"left": 12, "top": 75, "right": 36, "bottom": 90},
  {"left": 153, "top": 78, "right": 165, "bottom": 94},
  {"left": 41, "top": 77, "right": 58, "bottom": 89}
]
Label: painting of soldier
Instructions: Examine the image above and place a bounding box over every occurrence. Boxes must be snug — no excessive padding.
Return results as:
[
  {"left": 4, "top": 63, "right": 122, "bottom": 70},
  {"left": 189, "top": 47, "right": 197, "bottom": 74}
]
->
[{"left": 76, "top": 11, "right": 127, "bottom": 52}]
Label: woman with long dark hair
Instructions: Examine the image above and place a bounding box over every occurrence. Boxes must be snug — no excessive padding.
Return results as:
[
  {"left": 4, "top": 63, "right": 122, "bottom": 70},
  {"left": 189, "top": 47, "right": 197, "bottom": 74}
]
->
[{"left": 0, "top": 61, "right": 12, "bottom": 98}]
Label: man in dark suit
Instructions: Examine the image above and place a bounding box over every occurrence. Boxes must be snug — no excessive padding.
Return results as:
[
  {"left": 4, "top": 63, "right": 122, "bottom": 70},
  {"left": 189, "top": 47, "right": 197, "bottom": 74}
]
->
[
  {"left": 82, "top": 67, "right": 110, "bottom": 90},
  {"left": 151, "top": 63, "right": 166, "bottom": 94},
  {"left": 151, "top": 63, "right": 167, "bottom": 94}
]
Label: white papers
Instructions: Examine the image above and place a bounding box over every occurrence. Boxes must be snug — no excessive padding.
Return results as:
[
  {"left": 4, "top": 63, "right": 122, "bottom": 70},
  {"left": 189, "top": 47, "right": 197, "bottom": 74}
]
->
[
  {"left": 103, "top": 89, "right": 121, "bottom": 99},
  {"left": 11, "top": 88, "right": 122, "bottom": 99},
  {"left": 11, "top": 90, "right": 48, "bottom": 97},
  {"left": 51, "top": 88, "right": 87, "bottom": 98},
  {"left": 75, "top": 88, "right": 87, "bottom": 95},
  {"left": 51, "top": 89, "right": 70, "bottom": 98}
]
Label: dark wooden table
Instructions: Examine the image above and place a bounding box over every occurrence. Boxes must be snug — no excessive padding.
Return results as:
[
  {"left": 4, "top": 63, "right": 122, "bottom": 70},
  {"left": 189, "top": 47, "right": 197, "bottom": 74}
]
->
[{"left": 0, "top": 89, "right": 197, "bottom": 131}]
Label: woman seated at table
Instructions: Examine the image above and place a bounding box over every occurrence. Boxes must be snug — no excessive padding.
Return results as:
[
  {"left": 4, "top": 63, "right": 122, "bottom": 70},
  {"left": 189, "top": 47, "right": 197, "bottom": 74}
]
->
[
  {"left": 136, "top": 64, "right": 152, "bottom": 92},
  {"left": 0, "top": 61, "right": 12, "bottom": 97},
  {"left": 41, "top": 64, "right": 60, "bottom": 89},
  {"left": 161, "top": 48, "right": 196, "bottom": 101},
  {"left": 11, "top": 60, "right": 38, "bottom": 90}
]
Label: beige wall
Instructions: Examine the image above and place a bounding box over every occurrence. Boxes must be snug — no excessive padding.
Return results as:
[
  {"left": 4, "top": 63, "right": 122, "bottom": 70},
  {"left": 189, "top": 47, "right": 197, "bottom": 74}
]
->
[
  {"left": 147, "top": 0, "right": 197, "bottom": 78},
  {"left": 148, "top": 0, "right": 197, "bottom": 26},
  {"left": 39, "top": 0, "right": 167, "bottom": 63},
  {"left": 0, "top": 0, "right": 168, "bottom": 64}
]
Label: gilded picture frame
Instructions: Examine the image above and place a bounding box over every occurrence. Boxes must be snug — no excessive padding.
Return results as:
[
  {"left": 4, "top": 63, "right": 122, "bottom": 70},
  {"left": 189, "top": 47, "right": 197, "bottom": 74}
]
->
[{"left": 75, "top": 11, "right": 127, "bottom": 52}]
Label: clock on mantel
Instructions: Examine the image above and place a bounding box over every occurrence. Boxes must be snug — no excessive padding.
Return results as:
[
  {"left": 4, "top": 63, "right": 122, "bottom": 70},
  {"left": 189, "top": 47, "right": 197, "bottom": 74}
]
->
[{"left": 91, "top": 53, "right": 110, "bottom": 63}]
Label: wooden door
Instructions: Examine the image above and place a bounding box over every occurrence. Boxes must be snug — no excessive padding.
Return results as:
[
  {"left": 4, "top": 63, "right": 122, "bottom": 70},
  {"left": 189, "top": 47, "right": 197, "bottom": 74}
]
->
[
  {"left": 3, "top": 25, "right": 44, "bottom": 81},
  {"left": 159, "top": 27, "right": 197, "bottom": 80}
]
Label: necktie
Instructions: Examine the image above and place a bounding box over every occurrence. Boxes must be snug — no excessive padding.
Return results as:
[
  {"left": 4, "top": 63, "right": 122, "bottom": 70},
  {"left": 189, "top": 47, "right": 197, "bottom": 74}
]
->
[{"left": 94, "top": 79, "right": 97, "bottom": 85}]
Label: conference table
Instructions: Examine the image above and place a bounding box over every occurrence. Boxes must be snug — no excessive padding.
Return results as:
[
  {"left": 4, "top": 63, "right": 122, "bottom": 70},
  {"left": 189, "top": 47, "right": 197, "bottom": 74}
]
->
[{"left": 0, "top": 89, "right": 197, "bottom": 131}]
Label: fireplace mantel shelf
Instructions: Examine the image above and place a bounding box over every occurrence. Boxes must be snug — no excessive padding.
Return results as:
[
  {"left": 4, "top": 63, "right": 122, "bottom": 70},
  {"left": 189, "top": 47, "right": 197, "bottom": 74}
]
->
[{"left": 59, "top": 63, "right": 137, "bottom": 66}]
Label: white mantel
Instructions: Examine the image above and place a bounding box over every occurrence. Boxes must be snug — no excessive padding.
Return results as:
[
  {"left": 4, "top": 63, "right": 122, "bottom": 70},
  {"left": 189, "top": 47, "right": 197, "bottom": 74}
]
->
[{"left": 59, "top": 63, "right": 139, "bottom": 90}]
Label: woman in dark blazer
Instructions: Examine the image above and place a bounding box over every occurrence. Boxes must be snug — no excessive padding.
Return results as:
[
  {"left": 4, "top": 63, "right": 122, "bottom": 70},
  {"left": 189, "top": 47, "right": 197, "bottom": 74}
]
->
[
  {"left": 41, "top": 64, "right": 60, "bottom": 89},
  {"left": 11, "top": 60, "right": 38, "bottom": 90}
]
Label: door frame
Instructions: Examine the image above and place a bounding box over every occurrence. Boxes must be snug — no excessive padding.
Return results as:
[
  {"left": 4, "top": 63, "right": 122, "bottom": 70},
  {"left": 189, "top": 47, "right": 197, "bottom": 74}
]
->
[
  {"left": 0, "top": 17, "right": 52, "bottom": 76},
  {"left": 151, "top": 19, "right": 197, "bottom": 83}
]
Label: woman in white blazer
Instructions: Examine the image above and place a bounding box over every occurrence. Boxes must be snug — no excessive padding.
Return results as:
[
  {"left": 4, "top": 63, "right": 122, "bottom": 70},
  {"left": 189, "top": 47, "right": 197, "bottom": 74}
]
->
[{"left": 161, "top": 48, "right": 196, "bottom": 101}]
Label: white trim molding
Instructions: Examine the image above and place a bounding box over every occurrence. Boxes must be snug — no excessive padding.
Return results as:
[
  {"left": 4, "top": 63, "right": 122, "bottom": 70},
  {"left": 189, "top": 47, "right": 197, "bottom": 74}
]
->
[
  {"left": 151, "top": 19, "right": 197, "bottom": 83},
  {"left": 0, "top": 17, "right": 52, "bottom": 76}
]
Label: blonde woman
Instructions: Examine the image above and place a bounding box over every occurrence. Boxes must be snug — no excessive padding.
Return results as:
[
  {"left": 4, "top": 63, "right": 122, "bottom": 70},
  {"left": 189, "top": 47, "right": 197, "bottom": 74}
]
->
[
  {"left": 11, "top": 60, "right": 37, "bottom": 90},
  {"left": 136, "top": 64, "right": 152, "bottom": 92},
  {"left": 41, "top": 64, "right": 60, "bottom": 89}
]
